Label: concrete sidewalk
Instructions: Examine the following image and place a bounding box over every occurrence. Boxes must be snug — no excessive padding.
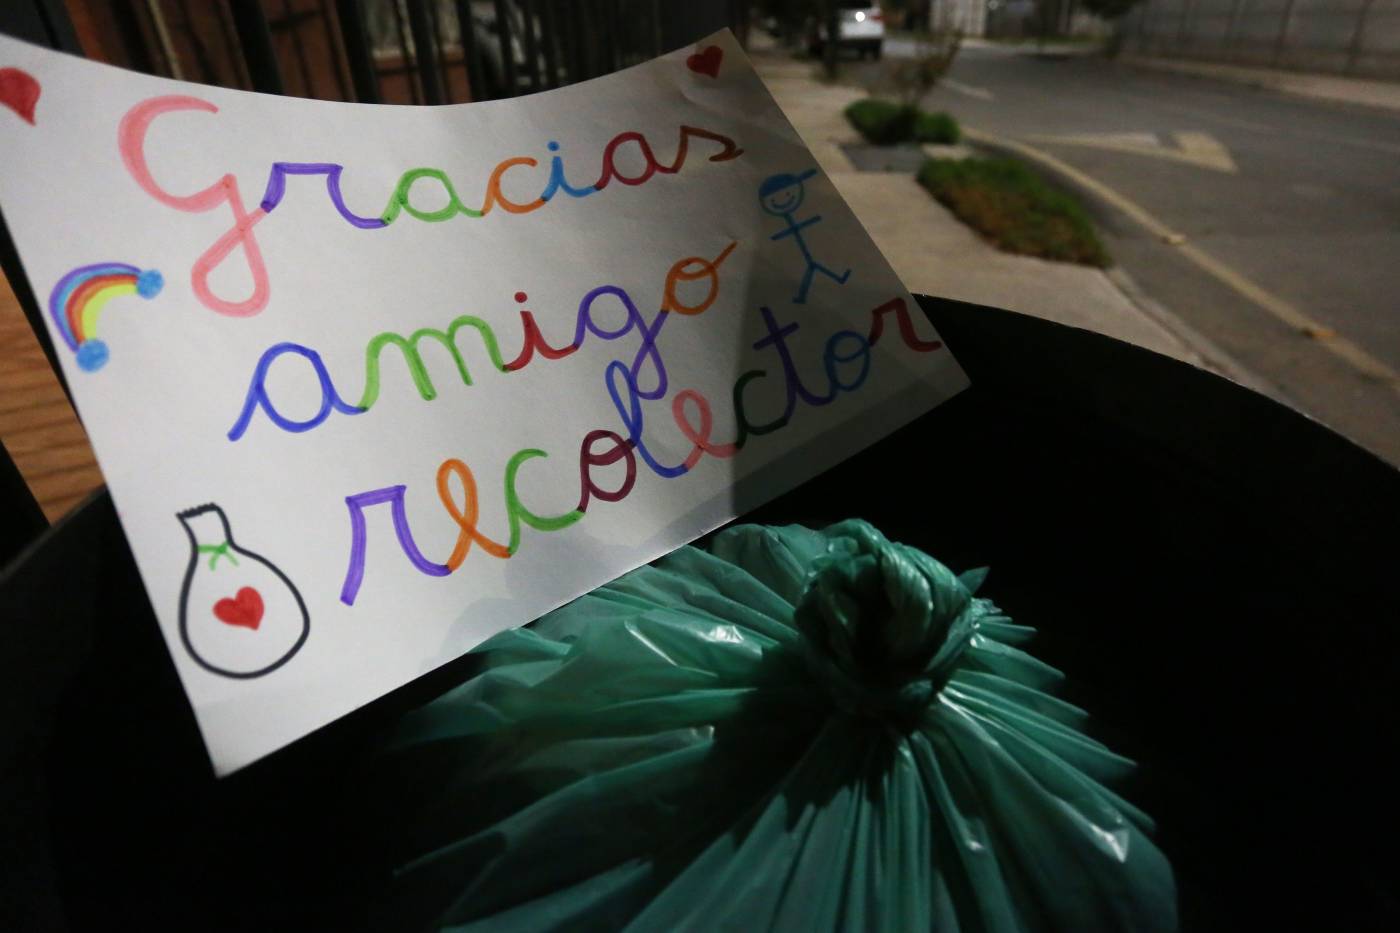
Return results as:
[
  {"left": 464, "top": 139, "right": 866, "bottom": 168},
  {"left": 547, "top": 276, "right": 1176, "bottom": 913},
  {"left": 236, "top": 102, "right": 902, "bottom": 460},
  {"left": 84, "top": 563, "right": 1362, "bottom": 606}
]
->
[
  {"left": 1121, "top": 55, "right": 1400, "bottom": 115},
  {"left": 754, "top": 51, "right": 1223, "bottom": 372}
]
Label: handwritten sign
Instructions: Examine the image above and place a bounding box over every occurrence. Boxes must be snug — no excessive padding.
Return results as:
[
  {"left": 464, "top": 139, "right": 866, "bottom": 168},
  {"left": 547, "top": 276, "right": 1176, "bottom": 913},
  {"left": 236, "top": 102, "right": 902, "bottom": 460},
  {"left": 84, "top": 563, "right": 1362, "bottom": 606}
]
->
[{"left": 0, "top": 30, "right": 967, "bottom": 773}]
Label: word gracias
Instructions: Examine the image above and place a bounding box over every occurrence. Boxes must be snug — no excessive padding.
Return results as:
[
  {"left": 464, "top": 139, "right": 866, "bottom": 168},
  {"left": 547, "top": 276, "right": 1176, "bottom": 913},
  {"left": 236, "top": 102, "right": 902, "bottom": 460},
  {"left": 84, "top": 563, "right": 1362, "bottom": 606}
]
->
[{"left": 118, "top": 95, "right": 744, "bottom": 317}]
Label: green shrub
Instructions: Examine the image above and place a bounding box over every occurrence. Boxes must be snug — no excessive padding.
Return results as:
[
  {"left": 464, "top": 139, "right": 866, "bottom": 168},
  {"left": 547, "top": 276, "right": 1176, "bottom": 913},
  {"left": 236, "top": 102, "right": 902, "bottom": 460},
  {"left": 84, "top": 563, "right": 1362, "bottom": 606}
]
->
[
  {"left": 845, "top": 99, "right": 960, "bottom": 146},
  {"left": 917, "top": 157, "right": 1109, "bottom": 267},
  {"left": 914, "top": 111, "right": 960, "bottom": 145},
  {"left": 845, "top": 99, "right": 910, "bottom": 145}
]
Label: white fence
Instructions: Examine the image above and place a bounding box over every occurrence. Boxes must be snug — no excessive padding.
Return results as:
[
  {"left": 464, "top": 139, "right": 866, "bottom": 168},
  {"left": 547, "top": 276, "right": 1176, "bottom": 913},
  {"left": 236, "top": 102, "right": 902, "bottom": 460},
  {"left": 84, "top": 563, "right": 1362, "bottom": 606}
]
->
[{"left": 1120, "top": 0, "right": 1400, "bottom": 79}]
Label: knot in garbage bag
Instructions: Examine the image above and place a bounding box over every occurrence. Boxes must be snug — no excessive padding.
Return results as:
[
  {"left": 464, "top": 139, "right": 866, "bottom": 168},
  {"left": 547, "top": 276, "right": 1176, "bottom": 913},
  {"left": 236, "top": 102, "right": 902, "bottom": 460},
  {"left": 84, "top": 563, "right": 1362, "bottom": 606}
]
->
[
  {"left": 363, "top": 519, "right": 1177, "bottom": 932},
  {"left": 794, "top": 519, "right": 983, "bottom": 725}
]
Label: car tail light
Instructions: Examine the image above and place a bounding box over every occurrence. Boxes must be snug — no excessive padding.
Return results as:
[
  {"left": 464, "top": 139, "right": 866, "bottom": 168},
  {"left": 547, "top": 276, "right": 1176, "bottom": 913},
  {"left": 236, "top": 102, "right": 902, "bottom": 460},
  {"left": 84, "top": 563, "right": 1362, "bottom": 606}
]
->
[{"left": 870, "top": 11, "right": 883, "bottom": 20}]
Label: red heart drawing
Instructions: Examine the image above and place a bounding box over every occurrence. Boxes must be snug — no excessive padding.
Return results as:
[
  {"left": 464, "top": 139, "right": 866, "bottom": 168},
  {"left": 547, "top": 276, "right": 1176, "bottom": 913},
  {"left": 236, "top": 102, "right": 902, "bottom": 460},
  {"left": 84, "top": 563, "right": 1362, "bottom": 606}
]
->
[
  {"left": 686, "top": 45, "right": 722, "bottom": 79},
  {"left": 0, "top": 67, "right": 41, "bottom": 125},
  {"left": 214, "top": 587, "right": 264, "bottom": 631}
]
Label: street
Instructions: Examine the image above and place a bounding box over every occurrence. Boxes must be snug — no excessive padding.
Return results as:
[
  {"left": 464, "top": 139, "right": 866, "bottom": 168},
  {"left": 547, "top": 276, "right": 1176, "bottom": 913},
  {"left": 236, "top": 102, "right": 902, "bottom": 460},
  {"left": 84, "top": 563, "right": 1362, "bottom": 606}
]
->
[{"left": 857, "top": 39, "right": 1400, "bottom": 463}]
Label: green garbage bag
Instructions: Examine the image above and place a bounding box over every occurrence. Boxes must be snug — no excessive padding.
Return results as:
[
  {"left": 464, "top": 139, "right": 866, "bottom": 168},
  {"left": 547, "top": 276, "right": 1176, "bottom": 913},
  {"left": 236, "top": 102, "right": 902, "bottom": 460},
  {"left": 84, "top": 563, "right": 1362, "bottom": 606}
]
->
[{"left": 364, "top": 520, "right": 1176, "bottom": 931}]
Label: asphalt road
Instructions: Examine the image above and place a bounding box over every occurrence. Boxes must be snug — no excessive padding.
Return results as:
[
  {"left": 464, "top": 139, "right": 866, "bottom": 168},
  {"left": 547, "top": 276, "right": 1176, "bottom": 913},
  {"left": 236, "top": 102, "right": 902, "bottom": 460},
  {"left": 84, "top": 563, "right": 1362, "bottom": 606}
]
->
[{"left": 854, "top": 39, "right": 1400, "bottom": 464}]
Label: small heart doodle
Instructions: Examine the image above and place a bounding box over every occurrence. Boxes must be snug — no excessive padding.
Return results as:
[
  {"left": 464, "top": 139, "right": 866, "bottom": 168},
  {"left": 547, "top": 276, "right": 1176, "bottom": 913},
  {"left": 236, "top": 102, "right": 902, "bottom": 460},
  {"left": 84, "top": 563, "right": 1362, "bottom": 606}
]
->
[
  {"left": 686, "top": 46, "right": 722, "bottom": 79},
  {"left": 0, "top": 67, "right": 41, "bottom": 125},
  {"left": 214, "top": 587, "right": 264, "bottom": 631}
]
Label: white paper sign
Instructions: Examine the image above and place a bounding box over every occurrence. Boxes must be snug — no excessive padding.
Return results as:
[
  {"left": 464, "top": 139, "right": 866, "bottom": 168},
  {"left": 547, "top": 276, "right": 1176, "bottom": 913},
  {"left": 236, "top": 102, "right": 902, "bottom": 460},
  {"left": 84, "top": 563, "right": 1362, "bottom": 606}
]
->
[{"left": 0, "top": 30, "right": 967, "bottom": 773}]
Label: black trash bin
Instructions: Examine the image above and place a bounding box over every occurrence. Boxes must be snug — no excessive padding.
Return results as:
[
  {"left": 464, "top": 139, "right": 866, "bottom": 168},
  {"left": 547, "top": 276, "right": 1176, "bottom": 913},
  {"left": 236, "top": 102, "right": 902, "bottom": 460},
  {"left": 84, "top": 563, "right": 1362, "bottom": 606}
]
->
[{"left": 2, "top": 295, "right": 1397, "bottom": 932}]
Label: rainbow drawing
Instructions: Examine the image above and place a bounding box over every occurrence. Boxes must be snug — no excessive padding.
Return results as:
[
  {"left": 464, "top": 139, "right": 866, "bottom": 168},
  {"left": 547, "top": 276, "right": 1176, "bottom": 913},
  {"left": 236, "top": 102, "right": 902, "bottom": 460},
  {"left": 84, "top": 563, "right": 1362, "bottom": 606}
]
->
[{"left": 48, "top": 262, "right": 164, "bottom": 372}]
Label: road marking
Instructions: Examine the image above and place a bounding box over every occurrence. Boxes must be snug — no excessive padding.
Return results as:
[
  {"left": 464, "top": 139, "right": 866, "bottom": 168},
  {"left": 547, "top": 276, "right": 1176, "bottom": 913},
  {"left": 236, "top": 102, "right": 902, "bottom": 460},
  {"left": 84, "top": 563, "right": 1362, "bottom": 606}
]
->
[
  {"left": 966, "top": 127, "right": 1400, "bottom": 391},
  {"left": 1116, "top": 91, "right": 1400, "bottom": 154},
  {"left": 1290, "top": 182, "right": 1335, "bottom": 200},
  {"left": 1141, "top": 97, "right": 1276, "bottom": 133},
  {"left": 1327, "top": 134, "right": 1400, "bottom": 157},
  {"left": 1119, "top": 92, "right": 1400, "bottom": 155},
  {"left": 941, "top": 78, "right": 995, "bottom": 101},
  {"left": 1023, "top": 130, "right": 1238, "bottom": 173}
]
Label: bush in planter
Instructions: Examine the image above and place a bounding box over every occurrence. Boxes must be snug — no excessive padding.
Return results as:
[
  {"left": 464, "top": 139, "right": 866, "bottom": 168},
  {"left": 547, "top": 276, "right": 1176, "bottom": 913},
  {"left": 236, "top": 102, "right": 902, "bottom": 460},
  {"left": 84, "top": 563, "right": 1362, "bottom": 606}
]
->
[
  {"left": 914, "top": 109, "right": 960, "bottom": 145},
  {"left": 845, "top": 99, "right": 960, "bottom": 145},
  {"left": 918, "top": 157, "right": 1109, "bottom": 267}
]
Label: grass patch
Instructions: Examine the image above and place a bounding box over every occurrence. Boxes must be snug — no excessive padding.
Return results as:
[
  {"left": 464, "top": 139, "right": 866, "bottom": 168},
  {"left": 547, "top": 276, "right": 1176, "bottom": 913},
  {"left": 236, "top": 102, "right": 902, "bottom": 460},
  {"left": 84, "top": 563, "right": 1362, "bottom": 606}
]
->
[
  {"left": 917, "top": 157, "right": 1109, "bottom": 267},
  {"left": 845, "top": 99, "right": 960, "bottom": 146}
]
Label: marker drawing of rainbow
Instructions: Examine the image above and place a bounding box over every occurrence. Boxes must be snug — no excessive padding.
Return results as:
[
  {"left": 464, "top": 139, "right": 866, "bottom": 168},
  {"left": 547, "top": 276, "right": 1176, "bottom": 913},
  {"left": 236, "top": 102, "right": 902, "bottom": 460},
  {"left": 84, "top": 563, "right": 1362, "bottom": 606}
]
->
[{"left": 48, "top": 262, "right": 164, "bottom": 372}]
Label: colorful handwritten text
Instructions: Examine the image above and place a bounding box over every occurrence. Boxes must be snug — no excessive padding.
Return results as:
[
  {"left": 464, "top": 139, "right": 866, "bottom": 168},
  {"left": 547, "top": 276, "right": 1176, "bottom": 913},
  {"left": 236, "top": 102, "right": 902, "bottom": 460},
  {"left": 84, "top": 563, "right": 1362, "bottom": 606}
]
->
[{"left": 118, "top": 94, "right": 744, "bottom": 317}]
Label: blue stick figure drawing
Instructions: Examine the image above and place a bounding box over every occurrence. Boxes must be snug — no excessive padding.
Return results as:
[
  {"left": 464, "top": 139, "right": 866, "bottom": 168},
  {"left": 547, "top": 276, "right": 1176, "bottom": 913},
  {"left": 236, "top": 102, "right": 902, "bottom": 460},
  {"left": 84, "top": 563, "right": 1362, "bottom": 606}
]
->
[{"left": 760, "top": 169, "right": 851, "bottom": 304}]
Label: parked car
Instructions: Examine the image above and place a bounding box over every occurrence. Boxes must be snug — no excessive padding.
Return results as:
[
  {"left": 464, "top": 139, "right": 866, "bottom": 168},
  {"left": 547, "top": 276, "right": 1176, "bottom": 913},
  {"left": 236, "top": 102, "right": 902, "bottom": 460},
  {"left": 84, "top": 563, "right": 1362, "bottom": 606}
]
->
[{"left": 808, "top": 2, "right": 886, "bottom": 59}]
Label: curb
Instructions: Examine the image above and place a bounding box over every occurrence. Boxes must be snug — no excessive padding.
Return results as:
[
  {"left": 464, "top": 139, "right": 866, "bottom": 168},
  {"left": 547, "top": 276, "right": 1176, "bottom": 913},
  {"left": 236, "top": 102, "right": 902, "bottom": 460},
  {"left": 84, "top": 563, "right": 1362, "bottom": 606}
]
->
[
  {"left": 961, "top": 127, "right": 1276, "bottom": 393},
  {"left": 1118, "top": 55, "right": 1400, "bottom": 116},
  {"left": 1103, "top": 265, "right": 1278, "bottom": 398}
]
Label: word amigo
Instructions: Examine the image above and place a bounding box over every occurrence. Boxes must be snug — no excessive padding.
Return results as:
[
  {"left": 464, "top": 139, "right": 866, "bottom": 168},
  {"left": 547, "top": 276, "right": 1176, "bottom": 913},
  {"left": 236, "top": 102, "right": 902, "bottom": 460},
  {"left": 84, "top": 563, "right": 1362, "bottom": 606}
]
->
[{"left": 228, "top": 242, "right": 740, "bottom": 441}]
